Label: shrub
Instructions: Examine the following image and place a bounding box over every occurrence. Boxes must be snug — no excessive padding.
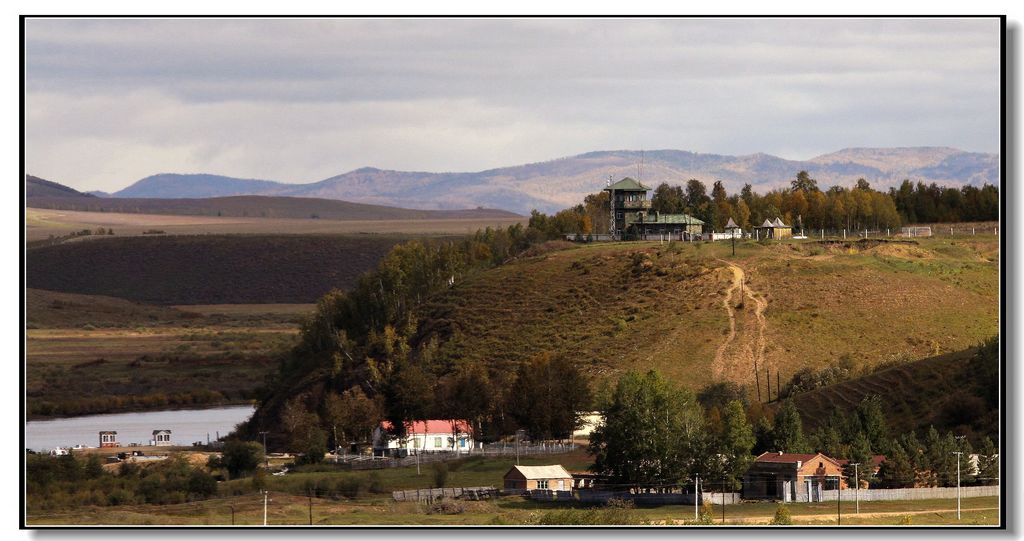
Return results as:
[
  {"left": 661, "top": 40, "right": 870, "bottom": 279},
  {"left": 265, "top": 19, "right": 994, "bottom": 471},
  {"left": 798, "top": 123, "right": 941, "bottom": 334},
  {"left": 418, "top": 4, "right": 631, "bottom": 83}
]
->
[
  {"left": 426, "top": 501, "right": 465, "bottom": 515},
  {"left": 432, "top": 462, "right": 449, "bottom": 488},
  {"left": 771, "top": 504, "right": 793, "bottom": 525},
  {"left": 367, "top": 472, "right": 385, "bottom": 494},
  {"left": 335, "top": 475, "right": 363, "bottom": 499}
]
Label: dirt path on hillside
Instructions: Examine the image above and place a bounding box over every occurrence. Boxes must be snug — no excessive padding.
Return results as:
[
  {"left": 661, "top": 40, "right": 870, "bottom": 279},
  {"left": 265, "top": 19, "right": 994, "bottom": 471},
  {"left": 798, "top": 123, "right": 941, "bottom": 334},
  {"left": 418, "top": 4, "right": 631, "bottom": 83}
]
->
[{"left": 711, "top": 260, "right": 769, "bottom": 386}]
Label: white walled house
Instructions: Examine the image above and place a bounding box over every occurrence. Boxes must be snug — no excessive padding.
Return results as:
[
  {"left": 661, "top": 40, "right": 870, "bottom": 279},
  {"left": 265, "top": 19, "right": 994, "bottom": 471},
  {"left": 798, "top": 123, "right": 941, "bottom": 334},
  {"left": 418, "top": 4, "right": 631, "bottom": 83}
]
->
[
  {"left": 150, "top": 429, "right": 172, "bottom": 446},
  {"left": 373, "top": 420, "right": 473, "bottom": 456}
]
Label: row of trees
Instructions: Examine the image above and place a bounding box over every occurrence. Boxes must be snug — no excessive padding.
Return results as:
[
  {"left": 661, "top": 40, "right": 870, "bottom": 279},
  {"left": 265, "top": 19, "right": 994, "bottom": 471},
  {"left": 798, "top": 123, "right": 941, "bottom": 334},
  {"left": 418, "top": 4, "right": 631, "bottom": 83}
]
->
[
  {"left": 272, "top": 349, "right": 594, "bottom": 460},
  {"left": 523, "top": 172, "right": 998, "bottom": 239},
  {"left": 890, "top": 180, "right": 999, "bottom": 224},
  {"left": 650, "top": 173, "right": 903, "bottom": 232},
  {"left": 588, "top": 369, "right": 999, "bottom": 491}
]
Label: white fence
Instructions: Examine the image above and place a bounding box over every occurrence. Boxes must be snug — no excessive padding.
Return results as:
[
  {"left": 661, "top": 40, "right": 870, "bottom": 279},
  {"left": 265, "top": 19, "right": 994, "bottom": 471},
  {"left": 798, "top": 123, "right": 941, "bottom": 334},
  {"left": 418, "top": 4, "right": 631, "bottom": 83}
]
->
[{"left": 820, "top": 485, "right": 998, "bottom": 502}]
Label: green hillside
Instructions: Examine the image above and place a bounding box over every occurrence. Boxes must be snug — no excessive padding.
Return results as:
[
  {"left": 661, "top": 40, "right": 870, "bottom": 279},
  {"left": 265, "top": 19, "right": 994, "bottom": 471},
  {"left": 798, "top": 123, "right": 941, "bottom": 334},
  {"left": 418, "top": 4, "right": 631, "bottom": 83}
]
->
[
  {"left": 788, "top": 343, "right": 998, "bottom": 444},
  {"left": 241, "top": 233, "right": 998, "bottom": 447},
  {"left": 418, "top": 236, "right": 998, "bottom": 393}
]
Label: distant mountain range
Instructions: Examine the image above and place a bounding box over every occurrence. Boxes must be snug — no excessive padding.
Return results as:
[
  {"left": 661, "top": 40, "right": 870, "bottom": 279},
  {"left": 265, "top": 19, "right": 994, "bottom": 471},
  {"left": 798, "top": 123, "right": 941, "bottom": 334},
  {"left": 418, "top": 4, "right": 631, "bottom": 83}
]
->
[
  {"left": 66, "top": 147, "right": 1005, "bottom": 214},
  {"left": 25, "top": 175, "right": 522, "bottom": 221}
]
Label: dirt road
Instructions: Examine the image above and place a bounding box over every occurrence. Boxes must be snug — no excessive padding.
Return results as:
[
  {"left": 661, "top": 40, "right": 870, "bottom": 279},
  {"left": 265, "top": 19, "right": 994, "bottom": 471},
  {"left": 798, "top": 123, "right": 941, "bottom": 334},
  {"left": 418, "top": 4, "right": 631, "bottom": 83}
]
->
[{"left": 711, "top": 260, "right": 769, "bottom": 387}]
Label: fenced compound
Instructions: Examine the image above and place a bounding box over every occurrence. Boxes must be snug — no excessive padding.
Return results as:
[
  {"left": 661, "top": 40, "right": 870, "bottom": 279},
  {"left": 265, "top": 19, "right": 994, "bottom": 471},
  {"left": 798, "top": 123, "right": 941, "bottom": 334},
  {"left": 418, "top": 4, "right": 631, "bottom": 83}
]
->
[
  {"left": 820, "top": 484, "right": 998, "bottom": 502},
  {"left": 392, "top": 486, "right": 498, "bottom": 503}
]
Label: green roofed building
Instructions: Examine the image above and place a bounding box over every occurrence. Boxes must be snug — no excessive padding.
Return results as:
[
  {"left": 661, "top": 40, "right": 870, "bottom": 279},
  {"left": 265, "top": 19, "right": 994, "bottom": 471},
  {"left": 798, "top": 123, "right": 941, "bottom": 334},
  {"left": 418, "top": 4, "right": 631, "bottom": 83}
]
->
[{"left": 603, "top": 178, "right": 704, "bottom": 240}]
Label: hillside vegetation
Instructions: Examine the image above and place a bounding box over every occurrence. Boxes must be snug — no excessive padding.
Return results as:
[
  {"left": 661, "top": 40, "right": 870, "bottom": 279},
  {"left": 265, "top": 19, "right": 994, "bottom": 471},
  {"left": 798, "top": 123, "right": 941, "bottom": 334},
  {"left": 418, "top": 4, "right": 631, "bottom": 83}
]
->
[
  {"left": 26, "top": 235, "right": 407, "bottom": 304},
  {"left": 417, "top": 236, "right": 998, "bottom": 393},
  {"left": 241, "top": 228, "right": 998, "bottom": 449},
  {"left": 789, "top": 343, "right": 998, "bottom": 444}
]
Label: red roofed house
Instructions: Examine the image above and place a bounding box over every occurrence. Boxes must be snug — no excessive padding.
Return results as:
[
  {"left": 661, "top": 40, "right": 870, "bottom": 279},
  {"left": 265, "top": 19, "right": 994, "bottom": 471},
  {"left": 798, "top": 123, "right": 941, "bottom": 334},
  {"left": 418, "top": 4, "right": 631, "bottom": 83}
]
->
[
  {"left": 742, "top": 452, "right": 846, "bottom": 502},
  {"left": 372, "top": 420, "right": 473, "bottom": 457}
]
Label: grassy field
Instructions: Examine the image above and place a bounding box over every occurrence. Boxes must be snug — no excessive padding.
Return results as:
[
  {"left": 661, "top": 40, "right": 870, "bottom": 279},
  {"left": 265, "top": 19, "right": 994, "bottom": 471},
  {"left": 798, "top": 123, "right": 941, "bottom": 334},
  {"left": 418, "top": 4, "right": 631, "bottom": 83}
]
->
[
  {"left": 27, "top": 492, "right": 998, "bottom": 526},
  {"left": 417, "top": 235, "right": 999, "bottom": 395},
  {"left": 24, "top": 449, "right": 999, "bottom": 526},
  {"left": 26, "top": 234, "right": 409, "bottom": 304},
  {"left": 26, "top": 207, "right": 524, "bottom": 241},
  {"left": 26, "top": 290, "right": 302, "bottom": 418}
]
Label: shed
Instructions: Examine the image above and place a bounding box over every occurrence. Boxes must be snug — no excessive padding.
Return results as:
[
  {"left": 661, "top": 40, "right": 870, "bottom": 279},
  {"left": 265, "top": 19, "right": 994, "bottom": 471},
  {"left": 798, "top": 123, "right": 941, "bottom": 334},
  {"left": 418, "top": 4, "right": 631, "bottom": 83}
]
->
[
  {"left": 99, "top": 430, "right": 119, "bottom": 448},
  {"left": 754, "top": 218, "right": 792, "bottom": 240},
  {"left": 150, "top": 429, "right": 173, "bottom": 446},
  {"left": 503, "top": 464, "right": 573, "bottom": 492}
]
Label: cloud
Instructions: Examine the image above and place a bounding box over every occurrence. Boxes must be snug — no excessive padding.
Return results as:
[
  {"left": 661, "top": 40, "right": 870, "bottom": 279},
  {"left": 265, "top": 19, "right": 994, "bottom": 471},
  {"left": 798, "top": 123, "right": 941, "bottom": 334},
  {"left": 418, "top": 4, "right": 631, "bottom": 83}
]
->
[{"left": 24, "top": 17, "right": 1001, "bottom": 192}]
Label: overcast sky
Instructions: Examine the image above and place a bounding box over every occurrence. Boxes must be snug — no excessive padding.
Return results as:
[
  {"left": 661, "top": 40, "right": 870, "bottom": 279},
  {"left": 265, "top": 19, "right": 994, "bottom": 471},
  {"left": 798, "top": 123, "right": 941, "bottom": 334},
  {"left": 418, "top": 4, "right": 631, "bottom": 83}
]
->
[{"left": 24, "top": 17, "right": 1001, "bottom": 192}]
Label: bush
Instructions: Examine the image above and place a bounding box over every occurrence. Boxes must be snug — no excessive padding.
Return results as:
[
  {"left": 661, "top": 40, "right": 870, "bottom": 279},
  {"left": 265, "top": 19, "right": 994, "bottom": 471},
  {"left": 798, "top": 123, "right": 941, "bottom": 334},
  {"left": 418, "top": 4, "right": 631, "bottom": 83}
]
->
[
  {"left": 221, "top": 440, "right": 265, "bottom": 479},
  {"left": 432, "top": 462, "right": 449, "bottom": 488},
  {"left": 188, "top": 469, "right": 218, "bottom": 498},
  {"left": 367, "top": 472, "right": 385, "bottom": 494},
  {"left": 771, "top": 504, "right": 793, "bottom": 525},
  {"left": 335, "top": 475, "right": 363, "bottom": 499},
  {"left": 696, "top": 499, "right": 715, "bottom": 525},
  {"left": 426, "top": 501, "right": 465, "bottom": 515}
]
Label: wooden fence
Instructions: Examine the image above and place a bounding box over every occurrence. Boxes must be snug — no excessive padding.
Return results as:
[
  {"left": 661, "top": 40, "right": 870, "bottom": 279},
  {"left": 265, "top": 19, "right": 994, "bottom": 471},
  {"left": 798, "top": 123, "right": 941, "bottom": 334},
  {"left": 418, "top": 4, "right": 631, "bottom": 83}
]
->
[{"left": 392, "top": 486, "right": 498, "bottom": 503}]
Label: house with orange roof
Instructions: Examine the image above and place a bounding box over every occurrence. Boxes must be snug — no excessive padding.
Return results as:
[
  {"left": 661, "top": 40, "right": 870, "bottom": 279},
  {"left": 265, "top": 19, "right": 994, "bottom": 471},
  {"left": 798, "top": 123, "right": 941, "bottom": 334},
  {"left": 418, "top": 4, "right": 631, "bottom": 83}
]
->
[{"left": 742, "top": 451, "right": 846, "bottom": 502}]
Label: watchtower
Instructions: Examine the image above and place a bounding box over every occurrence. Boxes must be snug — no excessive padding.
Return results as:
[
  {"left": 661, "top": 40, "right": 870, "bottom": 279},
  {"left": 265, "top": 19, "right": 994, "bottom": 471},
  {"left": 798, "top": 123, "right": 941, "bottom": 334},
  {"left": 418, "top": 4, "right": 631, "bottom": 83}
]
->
[{"left": 604, "top": 177, "right": 651, "bottom": 239}]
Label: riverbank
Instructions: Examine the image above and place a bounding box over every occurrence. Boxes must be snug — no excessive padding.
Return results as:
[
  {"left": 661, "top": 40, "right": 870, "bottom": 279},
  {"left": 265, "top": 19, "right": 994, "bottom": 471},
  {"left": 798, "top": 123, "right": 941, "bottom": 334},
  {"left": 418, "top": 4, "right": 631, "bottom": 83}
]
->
[{"left": 25, "top": 404, "right": 255, "bottom": 452}]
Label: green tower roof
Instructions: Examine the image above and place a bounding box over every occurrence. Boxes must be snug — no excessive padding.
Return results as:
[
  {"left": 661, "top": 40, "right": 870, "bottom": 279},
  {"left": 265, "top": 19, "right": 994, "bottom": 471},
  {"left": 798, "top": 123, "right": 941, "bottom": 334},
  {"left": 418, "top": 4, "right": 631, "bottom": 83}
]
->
[{"left": 604, "top": 177, "right": 650, "bottom": 191}]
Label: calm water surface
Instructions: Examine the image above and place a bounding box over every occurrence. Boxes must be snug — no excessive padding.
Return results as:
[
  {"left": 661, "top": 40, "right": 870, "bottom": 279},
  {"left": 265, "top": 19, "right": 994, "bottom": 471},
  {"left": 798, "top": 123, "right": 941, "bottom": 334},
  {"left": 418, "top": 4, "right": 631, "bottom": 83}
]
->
[{"left": 25, "top": 405, "right": 255, "bottom": 451}]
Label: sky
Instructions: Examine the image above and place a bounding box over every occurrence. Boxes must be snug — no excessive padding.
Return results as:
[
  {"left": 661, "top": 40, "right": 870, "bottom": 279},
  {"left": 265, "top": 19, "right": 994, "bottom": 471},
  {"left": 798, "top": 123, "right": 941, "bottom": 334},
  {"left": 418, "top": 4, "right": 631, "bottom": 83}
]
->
[{"left": 23, "top": 17, "right": 1002, "bottom": 193}]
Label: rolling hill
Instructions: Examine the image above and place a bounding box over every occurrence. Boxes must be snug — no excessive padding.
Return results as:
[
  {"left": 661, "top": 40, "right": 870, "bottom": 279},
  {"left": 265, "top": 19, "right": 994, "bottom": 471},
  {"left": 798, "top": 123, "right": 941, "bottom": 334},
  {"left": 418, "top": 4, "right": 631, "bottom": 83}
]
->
[
  {"left": 240, "top": 234, "right": 998, "bottom": 445},
  {"left": 93, "top": 147, "right": 999, "bottom": 214},
  {"left": 26, "top": 235, "right": 410, "bottom": 304},
  {"left": 412, "top": 237, "right": 998, "bottom": 391},
  {"left": 26, "top": 175, "right": 95, "bottom": 198}
]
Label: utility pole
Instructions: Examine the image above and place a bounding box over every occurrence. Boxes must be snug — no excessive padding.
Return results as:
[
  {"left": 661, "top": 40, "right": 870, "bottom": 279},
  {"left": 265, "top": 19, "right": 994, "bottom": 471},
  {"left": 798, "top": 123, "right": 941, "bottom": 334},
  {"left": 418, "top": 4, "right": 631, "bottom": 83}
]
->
[
  {"left": 836, "top": 474, "right": 842, "bottom": 525},
  {"left": 694, "top": 474, "right": 700, "bottom": 522},
  {"left": 308, "top": 493, "right": 313, "bottom": 525},
  {"left": 953, "top": 450, "right": 964, "bottom": 520},
  {"left": 229, "top": 505, "right": 235, "bottom": 526},
  {"left": 259, "top": 431, "right": 269, "bottom": 468},
  {"left": 850, "top": 463, "right": 860, "bottom": 514}
]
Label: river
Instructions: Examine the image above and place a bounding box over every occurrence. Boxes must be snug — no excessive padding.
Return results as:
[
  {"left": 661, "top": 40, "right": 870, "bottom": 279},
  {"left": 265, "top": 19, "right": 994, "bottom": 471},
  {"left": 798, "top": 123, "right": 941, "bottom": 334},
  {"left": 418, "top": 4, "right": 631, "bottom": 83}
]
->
[{"left": 25, "top": 404, "right": 255, "bottom": 451}]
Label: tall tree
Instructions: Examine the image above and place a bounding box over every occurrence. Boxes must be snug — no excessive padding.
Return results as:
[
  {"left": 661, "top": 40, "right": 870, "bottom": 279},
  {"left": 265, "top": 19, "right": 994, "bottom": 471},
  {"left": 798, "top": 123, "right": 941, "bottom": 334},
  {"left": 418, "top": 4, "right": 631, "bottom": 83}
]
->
[
  {"left": 509, "top": 353, "right": 591, "bottom": 440},
  {"left": 717, "top": 400, "right": 756, "bottom": 490},
  {"left": 684, "top": 179, "right": 709, "bottom": 211},
  {"left": 976, "top": 436, "right": 999, "bottom": 486},
  {"left": 791, "top": 170, "right": 819, "bottom": 193},
  {"left": 877, "top": 439, "right": 916, "bottom": 488},
  {"left": 771, "top": 400, "right": 807, "bottom": 453},
  {"left": 589, "top": 370, "right": 706, "bottom": 487}
]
